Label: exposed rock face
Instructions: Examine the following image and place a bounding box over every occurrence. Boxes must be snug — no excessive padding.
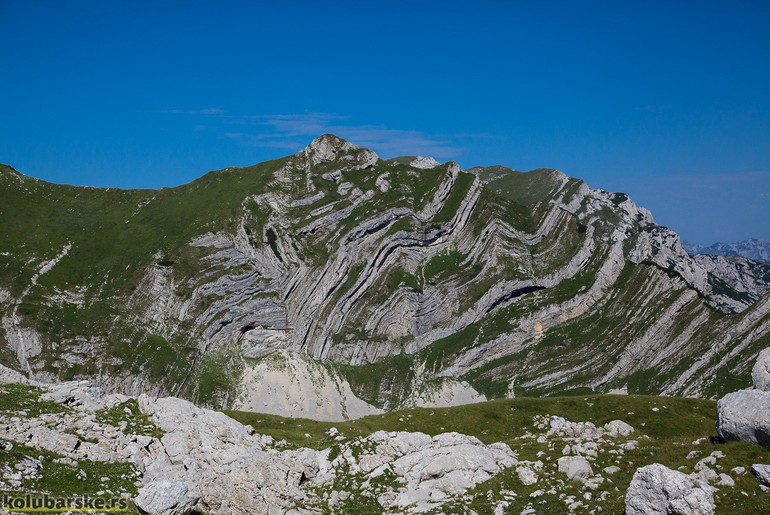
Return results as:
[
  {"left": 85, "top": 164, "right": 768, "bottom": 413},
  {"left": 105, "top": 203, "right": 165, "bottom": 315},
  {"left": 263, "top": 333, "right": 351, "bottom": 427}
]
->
[
  {"left": 328, "top": 430, "right": 518, "bottom": 513},
  {"left": 232, "top": 350, "right": 383, "bottom": 421},
  {"left": 625, "top": 463, "right": 714, "bottom": 514},
  {"left": 299, "top": 133, "right": 379, "bottom": 169},
  {"left": 2, "top": 136, "right": 770, "bottom": 418},
  {"left": 137, "top": 395, "right": 318, "bottom": 514},
  {"left": 692, "top": 253, "right": 770, "bottom": 309},
  {"left": 409, "top": 156, "right": 440, "bottom": 169},
  {"left": 404, "top": 375, "right": 486, "bottom": 409},
  {"left": 0, "top": 362, "right": 29, "bottom": 384}
]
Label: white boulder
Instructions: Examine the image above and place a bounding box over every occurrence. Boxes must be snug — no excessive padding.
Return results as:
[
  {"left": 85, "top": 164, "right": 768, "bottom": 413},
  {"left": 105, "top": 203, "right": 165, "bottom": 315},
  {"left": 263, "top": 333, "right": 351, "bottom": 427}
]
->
[
  {"left": 557, "top": 456, "right": 593, "bottom": 480},
  {"left": 625, "top": 463, "right": 714, "bottom": 515},
  {"left": 716, "top": 389, "right": 770, "bottom": 448},
  {"left": 753, "top": 464, "right": 770, "bottom": 486},
  {"left": 134, "top": 480, "right": 199, "bottom": 515},
  {"left": 517, "top": 465, "right": 538, "bottom": 485},
  {"left": 752, "top": 347, "right": 770, "bottom": 391},
  {"left": 603, "top": 419, "right": 634, "bottom": 437}
]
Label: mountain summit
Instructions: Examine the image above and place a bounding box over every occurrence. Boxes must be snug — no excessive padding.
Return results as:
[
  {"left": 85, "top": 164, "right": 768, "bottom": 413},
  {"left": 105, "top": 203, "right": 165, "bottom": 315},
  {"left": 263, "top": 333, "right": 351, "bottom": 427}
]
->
[
  {"left": 298, "top": 133, "right": 379, "bottom": 168},
  {"left": 0, "top": 137, "right": 769, "bottom": 421}
]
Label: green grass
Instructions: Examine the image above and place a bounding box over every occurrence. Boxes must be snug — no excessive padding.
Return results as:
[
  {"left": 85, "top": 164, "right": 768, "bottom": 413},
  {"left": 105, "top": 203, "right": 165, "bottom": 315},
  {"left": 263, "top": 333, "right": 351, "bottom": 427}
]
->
[
  {"left": 336, "top": 354, "right": 416, "bottom": 408},
  {"left": 0, "top": 438, "right": 138, "bottom": 510},
  {"left": 228, "top": 394, "right": 770, "bottom": 514},
  {"left": 196, "top": 351, "right": 243, "bottom": 409},
  {"left": 0, "top": 384, "right": 69, "bottom": 417},
  {"left": 431, "top": 171, "right": 475, "bottom": 224},
  {"left": 385, "top": 266, "right": 422, "bottom": 293},
  {"left": 477, "top": 166, "right": 567, "bottom": 206},
  {"left": 229, "top": 394, "right": 717, "bottom": 449},
  {"left": 423, "top": 250, "right": 465, "bottom": 283},
  {"left": 420, "top": 323, "right": 480, "bottom": 373},
  {"left": 95, "top": 399, "right": 163, "bottom": 439}
]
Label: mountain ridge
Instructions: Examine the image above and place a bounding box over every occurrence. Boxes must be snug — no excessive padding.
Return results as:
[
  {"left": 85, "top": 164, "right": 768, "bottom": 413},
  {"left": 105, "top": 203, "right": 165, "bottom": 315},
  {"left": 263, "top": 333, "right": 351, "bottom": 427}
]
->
[
  {"left": 685, "top": 238, "right": 770, "bottom": 263},
  {"left": 1, "top": 135, "right": 769, "bottom": 421}
]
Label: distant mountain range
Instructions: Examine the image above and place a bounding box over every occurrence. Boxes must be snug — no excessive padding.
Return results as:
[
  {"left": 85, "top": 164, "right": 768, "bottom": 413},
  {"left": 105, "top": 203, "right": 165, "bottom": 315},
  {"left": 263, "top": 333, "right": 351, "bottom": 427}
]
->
[{"left": 684, "top": 239, "right": 770, "bottom": 263}]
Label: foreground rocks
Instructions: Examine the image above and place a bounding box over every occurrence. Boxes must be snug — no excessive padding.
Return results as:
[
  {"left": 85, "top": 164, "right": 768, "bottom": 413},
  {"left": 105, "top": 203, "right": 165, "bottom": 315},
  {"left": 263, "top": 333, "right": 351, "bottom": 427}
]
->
[
  {"left": 621, "top": 346, "right": 770, "bottom": 514},
  {"left": 0, "top": 369, "right": 519, "bottom": 514},
  {"left": 3, "top": 362, "right": 767, "bottom": 514},
  {"left": 625, "top": 463, "right": 715, "bottom": 515},
  {"left": 321, "top": 430, "right": 517, "bottom": 513},
  {"left": 716, "top": 346, "right": 770, "bottom": 449},
  {"left": 138, "top": 394, "right": 520, "bottom": 514},
  {"left": 716, "top": 389, "right": 770, "bottom": 448}
]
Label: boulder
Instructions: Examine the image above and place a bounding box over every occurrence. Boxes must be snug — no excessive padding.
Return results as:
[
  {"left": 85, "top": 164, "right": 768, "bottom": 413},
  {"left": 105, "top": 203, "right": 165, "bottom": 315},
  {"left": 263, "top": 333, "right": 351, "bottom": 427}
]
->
[
  {"left": 752, "top": 464, "right": 770, "bottom": 486},
  {"left": 348, "top": 431, "right": 517, "bottom": 512},
  {"left": 716, "top": 389, "right": 770, "bottom": 448},
  {"left": 517, "top": 465, "right": 538, "bottom": 485},
  {"left": 625, "top": 464, "right": 714, "bottom": 515},
  {"left": 752, "top": 348, "right": 770, "bottom": 391},
  {"left": 603, "top": 419, "right": 634, "bottom": 437},
  {"left": 557, "top": 456, "right": 593, "bottom": 480},
  {"left": 134, "top": 480, "right": 199, "bottom": 515}
]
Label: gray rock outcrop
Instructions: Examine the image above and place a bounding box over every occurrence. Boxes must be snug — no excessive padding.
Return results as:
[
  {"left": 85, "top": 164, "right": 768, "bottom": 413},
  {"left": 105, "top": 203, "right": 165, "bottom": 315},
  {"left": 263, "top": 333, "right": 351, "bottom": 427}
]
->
[
  {"left": 625, "top": 463, "right": 715, "bottom": 515},
  {"left": 752, "top": 464, "right": 770, "bottom": 486},
  {"left": 134, "top": 481, "right": 199, "bottom": 515},
  {"left": 409, "top": 156, "right": 440, "bottom": 169},
  {"left": 716, "top": 389, "right": 770, "bottom": 448},
  {"left": 716, "top": 347, "right": 770, "bottom": 449},
  {"left": 312, "top": 429, "right": 518, "bottom": 513},
  {"left": 752, "top": 347, "right": 770, "bottom": 392},
  {"left": 0, "top": 377, "right": 519, "bottom": 515}
]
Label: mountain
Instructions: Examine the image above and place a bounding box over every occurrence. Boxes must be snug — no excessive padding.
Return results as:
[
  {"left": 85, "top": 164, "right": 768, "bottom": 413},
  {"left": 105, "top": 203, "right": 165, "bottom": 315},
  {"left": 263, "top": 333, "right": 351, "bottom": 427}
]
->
[
  {"left": 684, "top": 239, "right": 770, "bottom": 263},
  {"left": 2, "top": 134, "right": 770, "bottom": 420}
]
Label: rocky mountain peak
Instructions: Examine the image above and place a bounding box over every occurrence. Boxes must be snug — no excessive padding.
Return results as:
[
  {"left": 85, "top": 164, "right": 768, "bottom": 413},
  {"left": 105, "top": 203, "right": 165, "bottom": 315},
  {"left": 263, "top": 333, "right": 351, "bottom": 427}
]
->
[
  {"left": 298, "top": 134, "right": 379, "bottom": 169},
  {"left": 409, "top": 156, "right": 441, "bottom": 169}
]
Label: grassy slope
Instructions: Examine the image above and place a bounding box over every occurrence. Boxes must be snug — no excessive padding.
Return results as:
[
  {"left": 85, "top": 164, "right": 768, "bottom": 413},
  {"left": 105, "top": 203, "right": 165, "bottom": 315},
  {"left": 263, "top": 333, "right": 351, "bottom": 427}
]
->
[
  {"left": 0, "top": 162, "right": 279, "bottom": 384},
  {"left": 229, "top": 394, "right": 770, "bottom": 514}
]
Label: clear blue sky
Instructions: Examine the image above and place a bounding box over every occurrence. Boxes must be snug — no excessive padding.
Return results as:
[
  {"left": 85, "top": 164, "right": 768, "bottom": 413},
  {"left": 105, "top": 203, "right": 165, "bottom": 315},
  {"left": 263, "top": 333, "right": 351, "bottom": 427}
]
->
[{"left": 1, "top": 0, "right": 769, "bottom": 245}]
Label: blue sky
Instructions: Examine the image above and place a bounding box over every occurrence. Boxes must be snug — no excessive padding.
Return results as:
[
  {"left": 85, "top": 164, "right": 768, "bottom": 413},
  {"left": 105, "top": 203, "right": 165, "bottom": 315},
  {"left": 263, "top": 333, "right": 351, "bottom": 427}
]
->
[{"left": 1, "top": 1, "right": 769, "bottom": 244}]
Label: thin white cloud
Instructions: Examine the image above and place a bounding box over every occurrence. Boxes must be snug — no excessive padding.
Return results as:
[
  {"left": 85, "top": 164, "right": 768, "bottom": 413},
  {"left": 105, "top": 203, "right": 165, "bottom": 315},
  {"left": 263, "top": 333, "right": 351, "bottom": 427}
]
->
[
  {"left": 161, "top": 107, "right": 225, "bottom": 115},
  {"left": 218, "top": 112, "right": 464, "bottom": 159},
  {"left": 163, "top": 109, "right": 466, "bottom": 159}
]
